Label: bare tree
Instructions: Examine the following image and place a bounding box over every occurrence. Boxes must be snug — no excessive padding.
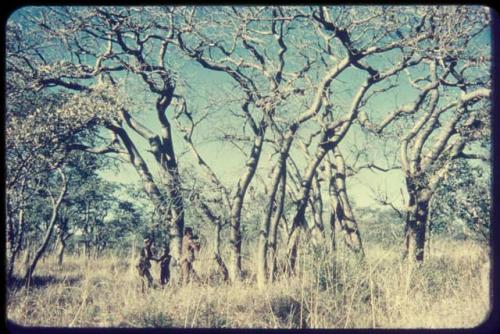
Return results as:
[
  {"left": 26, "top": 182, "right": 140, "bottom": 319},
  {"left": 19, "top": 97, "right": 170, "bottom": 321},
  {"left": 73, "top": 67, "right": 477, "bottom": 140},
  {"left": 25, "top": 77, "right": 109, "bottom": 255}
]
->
[
  {"left": 357, "top": 6, "right": 491, "bottom": 263},
  {"left": 24, "top": 169, "right": 68, "bottom": 284},
  {"left": 176, "top": 7, "right": 308, "bottom": 281},
  {"left": 8, "top": 7, "right": 195, "bottom": 259},
  {"left": 7, "top": 6, "right": 491, "bottom": 287}
]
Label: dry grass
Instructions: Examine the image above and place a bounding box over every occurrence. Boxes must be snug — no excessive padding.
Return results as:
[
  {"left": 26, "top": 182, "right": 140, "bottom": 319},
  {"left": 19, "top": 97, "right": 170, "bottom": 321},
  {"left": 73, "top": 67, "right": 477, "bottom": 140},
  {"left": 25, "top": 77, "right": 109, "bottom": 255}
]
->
[{"left": 7, "top": 239, "right": 491, "bottom": 328}]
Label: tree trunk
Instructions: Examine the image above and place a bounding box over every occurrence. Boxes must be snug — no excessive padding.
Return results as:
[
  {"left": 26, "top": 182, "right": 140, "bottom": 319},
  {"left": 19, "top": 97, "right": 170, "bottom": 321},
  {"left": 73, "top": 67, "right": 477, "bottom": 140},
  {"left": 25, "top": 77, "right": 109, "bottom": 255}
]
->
[
  {"left": 55, "top": 221, "right": 68, "bottom": 265},
  {"left": 23, "top": 239, "right": 31, "bottom": 268},
  {"left": 214, "top": 253, "right": 229, "bottom": 282},
  {"left": 7, "top": 206, "right": 25, "bottom": 281},
  {"left": 403, "top": 190, "right": 430, "bottom": 263},
  {"left": 108, "top": 123, "right": 183, "bottom": 260},
  {"left": 286, "top": 226, "right": 303, "bottom": 276},
  {"left": 324, "top": 150, "right": 364, "bottom": 255},
  {"left": 229, "top": 131, "right": 265, "bottom": 282},
  {"left": 83, "top": 241, "right": 90, "bottom": 258},
  {"left": 287, "top": 146, "right": 329, "bottom": 274},
  {"left": 258, "top": 130, "right": 296, "bottom": 286},
  {"left": 57, "top": 237, "right": 66, "bottom": 265},
  {"left": 308, "top": 174, "right": 326, "bottom": 246},
  {"left": 6, "top": 197, "right": 15, "bottom": 280},
  {"left": 257, "top": 159, "right": 285, "bottom": 288},
  {"left": 156, "top": 95, "right": 185, "bottom": 261},
  {"left": 268, "top": 166, "right": 286, "bottom": 283},
  {"left": 329, "top": 211, "right": 337, "bottom": 253},
  {"left": 214, "top": 220, "right": 229, "bottom": 281},
  {"left": 197, "top": 200, "right": 229, "bottom": 281},
  {"left": 24, "top": 170, "right": 67, "bottom": 284}
]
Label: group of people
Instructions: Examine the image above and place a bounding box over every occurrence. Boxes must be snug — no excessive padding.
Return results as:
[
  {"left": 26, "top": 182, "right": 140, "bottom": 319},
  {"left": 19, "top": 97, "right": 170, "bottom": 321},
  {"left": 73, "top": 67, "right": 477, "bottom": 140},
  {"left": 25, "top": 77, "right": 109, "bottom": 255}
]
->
[{"left": 136, "top": 227, "right": 200, "bottom": 291}]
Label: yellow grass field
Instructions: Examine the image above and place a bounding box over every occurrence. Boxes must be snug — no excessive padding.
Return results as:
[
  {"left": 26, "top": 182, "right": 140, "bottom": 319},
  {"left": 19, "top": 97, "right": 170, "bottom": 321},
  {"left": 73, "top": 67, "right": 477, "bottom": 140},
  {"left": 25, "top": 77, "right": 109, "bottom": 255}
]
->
[{"left": 7, "top": 239, "right": 491, "bottom": 329}]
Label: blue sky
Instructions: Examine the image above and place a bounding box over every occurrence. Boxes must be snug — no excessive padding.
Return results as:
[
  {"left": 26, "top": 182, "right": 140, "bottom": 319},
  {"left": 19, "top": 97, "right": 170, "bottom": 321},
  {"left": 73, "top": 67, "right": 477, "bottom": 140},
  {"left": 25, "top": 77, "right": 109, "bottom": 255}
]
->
[{"left": 9, "top": 6, "right": 492, "bottom": 212}]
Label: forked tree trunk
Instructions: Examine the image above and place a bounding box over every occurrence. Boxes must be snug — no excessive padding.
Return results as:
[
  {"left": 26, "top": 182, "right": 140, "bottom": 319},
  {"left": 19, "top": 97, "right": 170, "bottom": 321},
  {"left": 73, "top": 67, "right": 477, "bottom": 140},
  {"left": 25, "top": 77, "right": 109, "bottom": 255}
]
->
[
  {"left": 107, "top": 123, "right": 184, "bottom": 260},
  {"left": 287, "top": 145, "right": 329, "bottom": 275},
  {"left": 325, "top": 150, "right": 364, "bottom": 255},
  {"left": 258, "top": 129, "right": 296, "bottom": 286}
]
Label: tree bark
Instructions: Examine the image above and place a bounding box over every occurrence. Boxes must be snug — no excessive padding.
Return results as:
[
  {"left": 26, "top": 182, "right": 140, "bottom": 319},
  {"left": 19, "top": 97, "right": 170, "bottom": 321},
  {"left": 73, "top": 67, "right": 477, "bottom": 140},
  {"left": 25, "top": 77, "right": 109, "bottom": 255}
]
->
[
  {"left": 257, "top": 156, "right": 286, "bottom": 288},
  {"left": 329, "top": 211, "right": 337, "bottom": 253},
  {"left": 7, "top": 206, "right": 25, "bottom": 281},
  {"left": 229, "top": 130, "right": 265, "bottom": 282},
  {"left": 24, "top": 169, "right": 67, "bottom": 284},
  {"left": 107, "top": 122, "right": 183, "bottom": 260},
  {"left": 287, "top": 145, "right": 329, "bottom": 274},
  {"left": 331, "top": 149, "right": 364, "bottom": 255},
  {"left": 308, "top": 173, "right": 326, "bottom": 246},
  {"left": 403, "top": 186, "right": 430, "bottom": 263},
  {"left": 57, "top": 236, "right": 66, "bottom": 265},
  {"left": 268, "top": 165, "right": 286, "bottom": 283}
]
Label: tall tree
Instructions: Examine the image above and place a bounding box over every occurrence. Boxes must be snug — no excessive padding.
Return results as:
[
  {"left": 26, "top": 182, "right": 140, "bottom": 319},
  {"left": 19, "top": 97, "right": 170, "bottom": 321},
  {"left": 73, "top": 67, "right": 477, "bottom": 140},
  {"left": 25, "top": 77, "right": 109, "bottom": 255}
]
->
[
  {"left": 7, "top": 7, "right": 192, "bottom": 259},
  {"left": 357, "top": 6, "right": 491, "bottom": 263},
  {"left": 176, "top": 7, "right": 307, "bottom": 281}
]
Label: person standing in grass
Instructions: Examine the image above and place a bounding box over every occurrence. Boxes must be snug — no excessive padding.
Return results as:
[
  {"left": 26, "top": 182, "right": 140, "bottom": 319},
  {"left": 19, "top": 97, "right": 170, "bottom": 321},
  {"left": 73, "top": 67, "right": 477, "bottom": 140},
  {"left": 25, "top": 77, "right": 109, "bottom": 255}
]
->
[
  {"left": 180, "top": 227, "right": 200, "bottom": 285},
  {"left": 137, "top": 237, "right": 155, "bottom": 292},
  {"left": 158, "top": 243, "right": 171, "bottom": 286}
]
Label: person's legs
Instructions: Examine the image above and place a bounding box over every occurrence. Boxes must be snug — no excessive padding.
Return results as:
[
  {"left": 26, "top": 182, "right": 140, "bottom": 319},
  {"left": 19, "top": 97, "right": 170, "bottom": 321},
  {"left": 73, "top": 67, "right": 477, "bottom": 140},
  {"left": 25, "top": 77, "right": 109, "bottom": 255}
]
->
[
  {"left": 181, "top": 261, "right": 190, "bottom": 285},
  {"left": 160, "top": 267, "right": 170, "bottom": 286},
  {"left": 138, "top": 268, "right": 146, "bottom": 293},
  {"left": 145, "top": 269, "right": 154, "bottom": 287}
]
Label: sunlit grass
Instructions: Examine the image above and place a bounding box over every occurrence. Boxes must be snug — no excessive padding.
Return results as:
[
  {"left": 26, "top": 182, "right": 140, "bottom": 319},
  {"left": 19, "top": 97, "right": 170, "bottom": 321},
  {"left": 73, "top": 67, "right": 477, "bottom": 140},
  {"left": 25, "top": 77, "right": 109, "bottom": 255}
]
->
[{"left": 7, "top": 239, "right": 490, "bottom": 328}]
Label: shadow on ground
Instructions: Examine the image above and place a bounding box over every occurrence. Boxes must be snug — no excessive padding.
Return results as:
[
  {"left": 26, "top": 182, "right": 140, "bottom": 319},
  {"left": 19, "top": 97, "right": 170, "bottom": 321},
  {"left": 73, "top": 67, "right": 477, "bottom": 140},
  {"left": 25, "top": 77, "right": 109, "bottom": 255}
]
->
[{"left": 8, "top": 274, "right": 82, "bottom": 289}]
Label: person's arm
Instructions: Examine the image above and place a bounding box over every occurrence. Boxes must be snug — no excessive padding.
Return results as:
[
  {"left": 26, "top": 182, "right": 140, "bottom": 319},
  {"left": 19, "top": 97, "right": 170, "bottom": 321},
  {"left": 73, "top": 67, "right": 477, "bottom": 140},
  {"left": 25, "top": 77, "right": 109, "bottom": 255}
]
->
[
  {"left": 190, "top": 239, "right": 201, "bottom": 252},
  {"left": 146, "top": 247, "right": 160, "bottom": 261}
]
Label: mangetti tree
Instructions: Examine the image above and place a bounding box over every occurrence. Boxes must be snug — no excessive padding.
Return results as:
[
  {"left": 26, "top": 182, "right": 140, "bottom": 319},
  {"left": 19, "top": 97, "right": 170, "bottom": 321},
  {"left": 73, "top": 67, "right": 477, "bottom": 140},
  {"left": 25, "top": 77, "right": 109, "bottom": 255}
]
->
[{"left": 357, "top": 6, "right": 491, "bottom": 263}]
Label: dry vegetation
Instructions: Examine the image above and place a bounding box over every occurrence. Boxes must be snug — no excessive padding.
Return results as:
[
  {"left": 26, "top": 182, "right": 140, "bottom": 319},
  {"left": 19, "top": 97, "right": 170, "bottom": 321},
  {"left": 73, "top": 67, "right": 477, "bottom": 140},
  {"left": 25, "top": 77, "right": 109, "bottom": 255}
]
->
[{"left": 7, "top": 238, "right": 490, "bottom": 329}]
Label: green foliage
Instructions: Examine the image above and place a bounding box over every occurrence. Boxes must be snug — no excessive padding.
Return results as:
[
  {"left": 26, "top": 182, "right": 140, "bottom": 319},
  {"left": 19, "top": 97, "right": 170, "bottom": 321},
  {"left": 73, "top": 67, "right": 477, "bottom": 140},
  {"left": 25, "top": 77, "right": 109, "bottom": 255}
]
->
[
  {"left": 431, "top": 159, "right": 490, "bottom": 242},
  {"left": 357, "top": 207, "right": 404, "bottom": 246}
]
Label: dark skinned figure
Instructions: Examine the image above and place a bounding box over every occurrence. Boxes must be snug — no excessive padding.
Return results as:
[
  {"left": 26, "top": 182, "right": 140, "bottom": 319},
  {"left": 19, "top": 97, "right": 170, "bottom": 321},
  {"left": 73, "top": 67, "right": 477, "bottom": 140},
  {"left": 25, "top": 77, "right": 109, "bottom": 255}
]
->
[{"left": 136, "top": 238, "right": 155, "bottom": 292}]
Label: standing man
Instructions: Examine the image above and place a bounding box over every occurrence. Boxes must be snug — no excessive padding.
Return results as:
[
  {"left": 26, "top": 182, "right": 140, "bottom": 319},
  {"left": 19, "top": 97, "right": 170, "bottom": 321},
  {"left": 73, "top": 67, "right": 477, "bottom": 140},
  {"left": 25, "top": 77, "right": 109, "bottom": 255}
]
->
[
  {"left": 180, "top": 227, "right": 200, "bottom": 285},
  {"left": 158, "top": 243, "right": 172, "bottom": 286},
  {"left": 137, "top": 237, "right": 155, "bottom": 292}
]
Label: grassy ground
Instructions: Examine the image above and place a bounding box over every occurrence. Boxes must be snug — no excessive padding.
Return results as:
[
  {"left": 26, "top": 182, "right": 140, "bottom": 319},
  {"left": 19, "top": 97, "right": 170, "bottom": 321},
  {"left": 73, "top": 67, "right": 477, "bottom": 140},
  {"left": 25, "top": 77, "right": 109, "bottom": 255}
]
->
[{"left": 7, "top": 239, "right": 491, "bottom": 328}]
